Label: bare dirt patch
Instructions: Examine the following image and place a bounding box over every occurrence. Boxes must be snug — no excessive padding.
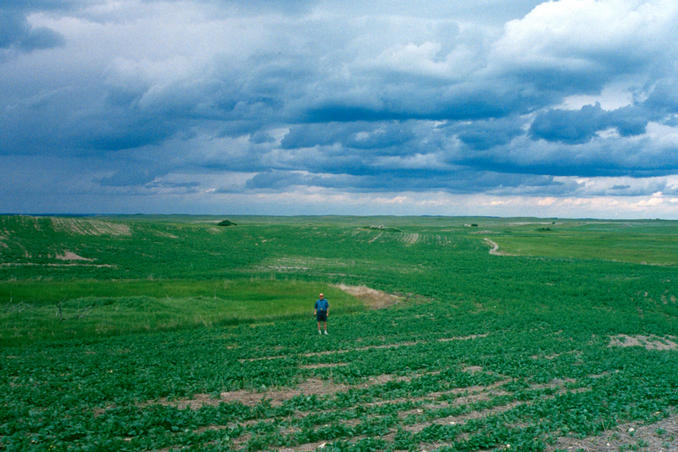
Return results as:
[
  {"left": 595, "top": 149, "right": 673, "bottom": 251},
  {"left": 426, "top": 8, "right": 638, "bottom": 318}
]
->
[
  {"left": 333, "top": 283, "right": 403, "bottom": 309},
  {"left": 149, "top": 372, "right": 423, "bottom": 411},
  {"left": 300, "top": 362, "right": 348, "bottom": 369},
  {"left": 279, "top": 440, "right": 335, "bottom": 451},
  {"left": 530, "top": 351, "right": 580, "bottom": 361},
  {"left": 530, "top": 378, "right": 577, "bottom": 390},
  {"left": 153, "top": 377, "right": 350, "bottom": 409},
  {"left": 55, "top": 251, "right": 93, "bottom": 261},
  {"left": 608, "top": 334, "right": 678, "bottom": 351},
  {"left": 439, "top": 333, "right": 489, "bottom": 342}
]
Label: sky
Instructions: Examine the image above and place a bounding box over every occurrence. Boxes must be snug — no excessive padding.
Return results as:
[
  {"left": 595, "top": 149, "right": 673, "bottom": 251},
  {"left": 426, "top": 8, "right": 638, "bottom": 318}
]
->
[{"left": 2, "top": 0, "right": 678, "bottom": 218}]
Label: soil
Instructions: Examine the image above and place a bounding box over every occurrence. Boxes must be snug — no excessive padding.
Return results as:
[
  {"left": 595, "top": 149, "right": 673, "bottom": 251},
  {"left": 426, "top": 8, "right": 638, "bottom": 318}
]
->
[
  {"left": 404, "top": 400, "right": 525, "bottom": 433},
  {"left": 401, "top": 233, "right": 420, "bottom": 244},
  {"left": 299, "top": 362, "right": 348, "bottom": 369},
  {"left": 548, "top": 410, "right": 678, "bottom": 451},
  {"left": 401, "top": 374, "right": 591, "bottom": 435},
  {"left": 608, "top": 334, "right": 678, "bottom": 351},
  {"left": 149, "top": 371, "right": 427, "bottom": 411},
  {"left": 278, "top": 439, "right": 337, "bottom": 451},
  {"left": 141, "top": 366, "right": 635, "bottom": 451},
  {"left": 55, "top": 250, "right": 93, "bottom": 261},
  {"left": 335, "top": 283, "right": 404, "bottom": 309},
  {"left": 153, "top": 377, "right": 350, "bottom": 409},
  {"left": 50, "top": 218, "right": 131, "bottom": 236}
]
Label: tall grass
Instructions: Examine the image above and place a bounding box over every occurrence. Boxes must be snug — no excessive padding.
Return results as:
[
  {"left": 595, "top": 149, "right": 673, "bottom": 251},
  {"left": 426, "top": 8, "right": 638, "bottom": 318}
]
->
[{"left": 0, "top": 280, "right": 362, "bottom": 345}]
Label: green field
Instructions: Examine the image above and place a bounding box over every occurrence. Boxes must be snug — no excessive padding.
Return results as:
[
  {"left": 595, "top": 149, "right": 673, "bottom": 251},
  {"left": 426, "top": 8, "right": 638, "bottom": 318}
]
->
[{"left": 1, "top": 215, "right": 677, "bottom": 451}]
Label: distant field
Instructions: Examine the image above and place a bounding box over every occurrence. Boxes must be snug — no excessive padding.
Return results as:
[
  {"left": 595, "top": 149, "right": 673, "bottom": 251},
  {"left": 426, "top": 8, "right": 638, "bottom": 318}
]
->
[
  {"left": 481, "top": 220, "right": 678, "bottom": 266},
  {"left": 1, "top": 215, "right": 677, "bottom": 451}
]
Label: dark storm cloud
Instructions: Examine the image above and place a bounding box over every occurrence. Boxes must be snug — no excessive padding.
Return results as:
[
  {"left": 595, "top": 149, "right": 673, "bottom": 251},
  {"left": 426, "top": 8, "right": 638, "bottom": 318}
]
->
[
  {"left": 0, "top": 10, "right": 64, "bottom": 52},
  {"left": 3, "top": 0, "right": 678, "bottom": 215},
  {"left": 280, "top": 122, "right": 415, "bottom": 151},
  {"left": 453, "top": 134, "right": 678, "bottom": 179},
  {"left": 529, "top": 104, "right": 648, "bottom": 144},
  {"left": 242, "top": 168, "right": 572, "bottom": 196},
  {"left": 301, "top": 82, "right": 541, "bottom": 124},
  {"left": 450, "top": 117, "right": 526, "bottom": 150},
  {"left": 0, "top": 1, "right": 83, "bottom": 53},
  {"left": 99, "top": 164, "right": 167, "bottom": 187},
  {"left": 644, "top": 79, "right": 678, "bottom": 114}
]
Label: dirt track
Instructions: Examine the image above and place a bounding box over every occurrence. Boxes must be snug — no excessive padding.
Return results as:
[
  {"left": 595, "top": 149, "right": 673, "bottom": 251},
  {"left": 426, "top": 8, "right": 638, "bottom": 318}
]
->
[{"left": 484, "top": 238, "right": 502, "bottom": 255}]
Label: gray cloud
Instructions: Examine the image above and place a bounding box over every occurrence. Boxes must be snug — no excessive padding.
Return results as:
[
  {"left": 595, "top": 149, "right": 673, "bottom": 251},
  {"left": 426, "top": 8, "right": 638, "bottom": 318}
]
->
[
  {"left": 529, "top": 104, "right": 647, "bottom": 144},
  {"left": 450, "top": 117, "right": 526, "bottom": 150},
  {"left": 280, "top": 122, "right": 416, "bottom": 151},
  {"left": 0, "top": 4, "right": 67, "bottom": 53},
  {"left": 3, "top": 0, "right": 678, "bottom": 215},
  {"left": 242, "top": 168, "right": 566, "bottom": 196}
]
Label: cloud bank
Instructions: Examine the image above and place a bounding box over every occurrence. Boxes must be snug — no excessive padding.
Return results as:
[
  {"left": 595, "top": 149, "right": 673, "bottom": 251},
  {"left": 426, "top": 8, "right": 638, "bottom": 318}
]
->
[{"left": 2, "top": 0, "right": 678, "bottom": 217}]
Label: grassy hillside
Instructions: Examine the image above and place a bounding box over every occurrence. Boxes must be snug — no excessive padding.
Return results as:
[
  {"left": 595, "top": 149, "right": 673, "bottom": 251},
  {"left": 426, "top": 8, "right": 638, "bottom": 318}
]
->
[{"left": 1, "top": 215, "right": 677, "bottom": 451}]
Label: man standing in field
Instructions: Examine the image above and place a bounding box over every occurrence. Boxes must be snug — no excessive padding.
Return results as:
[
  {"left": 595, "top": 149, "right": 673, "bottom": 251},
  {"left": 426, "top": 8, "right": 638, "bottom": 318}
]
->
[{"left": 314, "top": 293, "right": 329, "bottom": 335}]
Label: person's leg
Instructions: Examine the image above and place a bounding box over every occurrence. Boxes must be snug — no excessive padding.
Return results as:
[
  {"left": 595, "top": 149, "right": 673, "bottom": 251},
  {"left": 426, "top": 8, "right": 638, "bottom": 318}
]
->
[
  {"left": 323, "top": 321, "right": 328, "bottom": 334},
  {"left": 317, "top": 321, "right": 322, "bottom": 333}
]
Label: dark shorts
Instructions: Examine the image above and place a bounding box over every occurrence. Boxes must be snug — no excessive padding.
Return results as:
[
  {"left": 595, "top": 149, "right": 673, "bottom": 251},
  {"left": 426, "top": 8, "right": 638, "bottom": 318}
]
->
[{"left": 316, "top": 310, "right": 327, "bottom": 321}]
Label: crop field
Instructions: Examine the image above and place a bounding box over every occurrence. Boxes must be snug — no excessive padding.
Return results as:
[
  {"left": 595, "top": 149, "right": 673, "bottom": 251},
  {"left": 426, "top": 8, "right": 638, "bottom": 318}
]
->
[{"left": 1, "top": 215, "right": 677, "bottom": 451}]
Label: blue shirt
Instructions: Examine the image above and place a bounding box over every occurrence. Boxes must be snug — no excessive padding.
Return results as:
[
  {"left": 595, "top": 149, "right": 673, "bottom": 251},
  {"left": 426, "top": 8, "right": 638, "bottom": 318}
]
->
[{"left": 315, "top": 298, "right": 329, "bottom": 311}]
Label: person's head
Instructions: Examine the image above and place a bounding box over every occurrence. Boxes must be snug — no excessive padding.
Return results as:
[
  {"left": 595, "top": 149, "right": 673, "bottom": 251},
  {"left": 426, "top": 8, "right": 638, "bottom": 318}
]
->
[{"left": 319, "top": 293, "right": 324, "bottom": 299}]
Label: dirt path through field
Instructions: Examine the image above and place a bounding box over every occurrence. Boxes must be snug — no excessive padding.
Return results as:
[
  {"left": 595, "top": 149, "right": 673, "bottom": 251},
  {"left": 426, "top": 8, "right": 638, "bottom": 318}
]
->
[{"left": 484, "top": 238, "right": 504, "bottom": 255}]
